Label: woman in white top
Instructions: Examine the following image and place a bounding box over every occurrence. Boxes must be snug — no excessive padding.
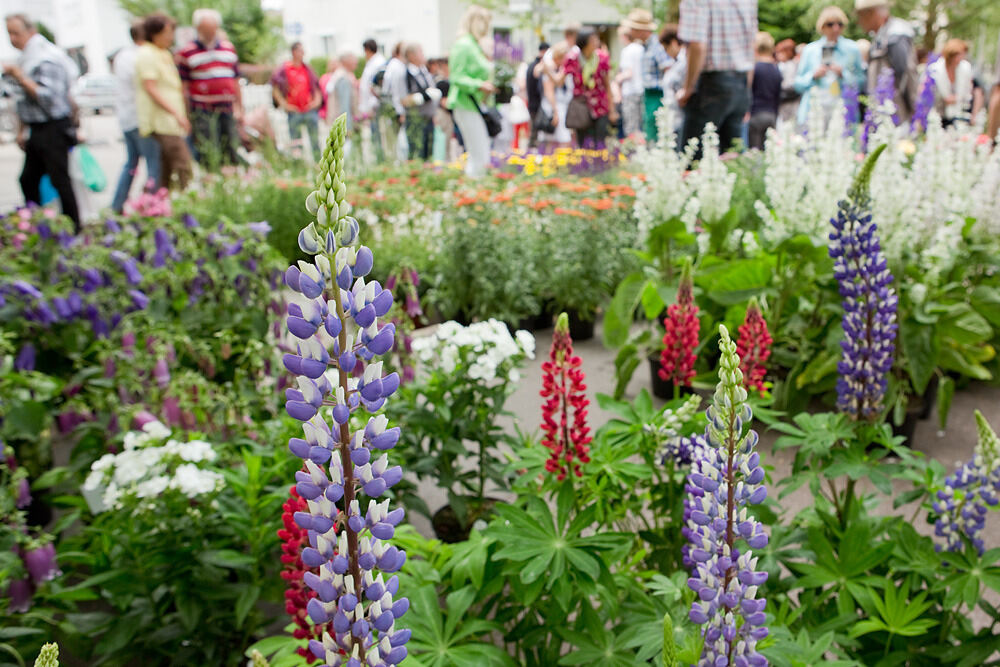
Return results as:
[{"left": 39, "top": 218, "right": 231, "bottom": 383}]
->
[
  {"left": 929, "top": 39, "right": 974, "bottom": 127},
  {"left": 616, "top": 30, "right": 645, "bottom": 138},
  {"left": 537, "top": 42, "right": 573, "bottom": 147}
]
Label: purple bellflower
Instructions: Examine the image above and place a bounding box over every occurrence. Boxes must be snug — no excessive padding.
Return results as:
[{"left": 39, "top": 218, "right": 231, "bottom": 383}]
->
[
  {"left": 685, "top": 325, "right": 769, "bottom": 667},
  {"left": 282, "top": 115, "right": 408, "bottom": 667},
  {"left": 932, "top": 410, "right": 1000, "bottom": 554},
  {"left": 828, "top": 145, "right": 897, "bottom": 421}
]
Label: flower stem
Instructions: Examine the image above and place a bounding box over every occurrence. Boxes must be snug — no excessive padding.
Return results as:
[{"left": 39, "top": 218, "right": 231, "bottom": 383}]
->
[{"left": 331, "top": 268, "right": 365, "bottom": 661}]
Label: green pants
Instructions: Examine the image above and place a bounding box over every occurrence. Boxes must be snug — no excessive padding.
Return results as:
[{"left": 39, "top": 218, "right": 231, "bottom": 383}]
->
[{"left": 643, "top": 89, "right": 664, "bottom": 143}]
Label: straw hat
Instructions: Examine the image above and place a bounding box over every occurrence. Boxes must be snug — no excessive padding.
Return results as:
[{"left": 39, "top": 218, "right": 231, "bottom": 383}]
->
[
  {"left": 854, "top": 0, "right": 889, "bottom": 10},
  {"left": 621, "top": 9, "right": 658, "bottom": 32}
]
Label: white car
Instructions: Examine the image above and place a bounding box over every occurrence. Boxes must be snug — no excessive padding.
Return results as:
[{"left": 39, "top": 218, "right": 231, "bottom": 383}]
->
[{"left": 72, "top": 74, "right": 117, "bottom": 115}]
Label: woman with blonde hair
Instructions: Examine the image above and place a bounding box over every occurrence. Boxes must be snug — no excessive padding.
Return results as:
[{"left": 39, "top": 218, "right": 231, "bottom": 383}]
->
[
  {"left": 446, "top": 5, "right": 495, "bottom": 176},
  {"left": 928, "top": 39, "right": 973, "bottom": 127},
  {"left": 793, "top": 5, "right": 865, "bottom": 127}
]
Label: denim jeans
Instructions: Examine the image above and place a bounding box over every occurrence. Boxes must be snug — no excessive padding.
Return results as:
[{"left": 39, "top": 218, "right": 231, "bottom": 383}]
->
[
  {"left": 681, "top": 70, "right": 749, "bottom": 159},
  {"left": 111, "top": 128, "right": 161, "bottom": 213},
  {"left": 287, "top": 110, "right": 321, "bottom": 156}
]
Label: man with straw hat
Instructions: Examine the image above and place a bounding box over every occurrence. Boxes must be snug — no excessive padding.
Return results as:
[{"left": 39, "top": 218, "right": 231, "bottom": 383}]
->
[
  {"left": 622, "top": 9, "right": 671, "bottom": 141},
  {"left": 855, "top": 0, "right": 918, "bottom": 121}
]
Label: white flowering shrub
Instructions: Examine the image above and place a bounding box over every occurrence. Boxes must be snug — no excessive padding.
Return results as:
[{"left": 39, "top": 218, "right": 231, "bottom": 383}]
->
[
  {"left": 82, "top": 420, "right": 223, "bottom": 513},
  {"left": 411, "top": 319, "right": 535, "bottom": 384},
  {"left": 684, "top": 123, "right": 737, "bottom": 226},
  {"left": 632, "top": 107, "right": 697, "bottom": 240},
  {"left": 755, "top": 102, "right": 999, "bottom": 276}
]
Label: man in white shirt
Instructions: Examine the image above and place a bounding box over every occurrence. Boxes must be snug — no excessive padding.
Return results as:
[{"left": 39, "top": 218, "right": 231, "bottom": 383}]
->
[
  {"left": 110, "top": 21, "right": 161, "bottom": 212},
  {"left": 358, "top": 38, "right": 386, "bottom": 162}
]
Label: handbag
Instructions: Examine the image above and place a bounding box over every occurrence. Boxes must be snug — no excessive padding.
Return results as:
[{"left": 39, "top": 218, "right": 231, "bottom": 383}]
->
[
  {"left": 467, "top": 93, "right": 502, "bottom": 138},
  {"left": 565, "top": 95, "right": 592, "bottom": 131},
  {"left": 534, "top": 109, "right": 557, "bottom": 134}
]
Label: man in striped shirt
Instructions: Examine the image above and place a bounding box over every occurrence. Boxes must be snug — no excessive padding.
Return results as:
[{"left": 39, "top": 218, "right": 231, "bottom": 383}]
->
[{"left": 177, "top": 8, "right": 243, "bottom": 167}]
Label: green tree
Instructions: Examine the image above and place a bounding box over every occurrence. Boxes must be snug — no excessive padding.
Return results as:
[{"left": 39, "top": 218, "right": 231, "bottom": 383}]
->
[{"left": 119, "top": 0, "right": 283, "bottom": 64}]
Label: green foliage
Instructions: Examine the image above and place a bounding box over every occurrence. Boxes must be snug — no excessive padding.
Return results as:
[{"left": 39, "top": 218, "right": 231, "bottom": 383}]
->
[{"left": 117, "top": 0, "right": 282, "bottom": 63}]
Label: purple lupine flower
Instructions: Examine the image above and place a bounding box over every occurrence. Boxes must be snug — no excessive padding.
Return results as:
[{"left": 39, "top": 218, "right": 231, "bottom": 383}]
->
[
  {"left": 284, "top": 116, "right": 409, "bottom": 667},
  {"left": 910, "top": 53, "right": 938, "bottom": 134},
  {"left": 15, "top": 343, "right": 36, "bottom": 371},
  {"left": 183, "top": 213, "right": 198, "bottom": 229},
  {"left": 861, "top": 68, "right": 898, "bottom": 151},
  {"left": 932, "top": 410, "right": 1000, "bottom": 554},
  {"left": 828, "top": 146, "right": 897, "bottom": 421},
  {"left": 842, "top": 84, "right": 861, "bottom": 127},
  {"left": 685, "top": 325, "right": 769, "bottom": 666}
]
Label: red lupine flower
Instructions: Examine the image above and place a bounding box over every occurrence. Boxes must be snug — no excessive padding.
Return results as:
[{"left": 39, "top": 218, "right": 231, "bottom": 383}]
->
[
  {"left": 278, "top": 485, "right": 332, "bottom": 663},
  {"left": 540, "top": 314, "right": 592, "bottom": 481},
  {"left": 736, "top": 300, "right": 772, "bottom": 397},
  {"left": 660, "top": 265, "right": 700, "bottom": 387}
]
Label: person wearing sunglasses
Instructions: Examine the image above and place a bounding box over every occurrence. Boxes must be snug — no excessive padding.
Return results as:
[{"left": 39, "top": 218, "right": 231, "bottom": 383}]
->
[{"left": 793, "top": 6, "right": 865, "bottom": 128}]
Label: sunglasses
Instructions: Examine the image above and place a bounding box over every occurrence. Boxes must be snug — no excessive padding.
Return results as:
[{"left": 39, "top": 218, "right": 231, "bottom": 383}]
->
[{"left": 824, "top": 21, "right": 844, "bottom": 28}]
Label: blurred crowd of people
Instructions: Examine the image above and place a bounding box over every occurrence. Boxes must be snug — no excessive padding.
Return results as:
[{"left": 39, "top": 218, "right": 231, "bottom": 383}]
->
[{"left": 4, "top": 0, "right": 1000, "bottom": 220}]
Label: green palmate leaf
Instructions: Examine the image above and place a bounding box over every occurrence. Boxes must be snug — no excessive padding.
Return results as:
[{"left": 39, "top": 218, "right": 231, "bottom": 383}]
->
[{"left": 197, "top": 549, "right": 255, "bottom": 570}]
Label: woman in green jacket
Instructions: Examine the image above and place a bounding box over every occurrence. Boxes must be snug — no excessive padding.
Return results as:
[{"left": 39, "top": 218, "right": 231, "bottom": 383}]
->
[{"left": 447, "top": 5, "right": 495, "bottom": 177}]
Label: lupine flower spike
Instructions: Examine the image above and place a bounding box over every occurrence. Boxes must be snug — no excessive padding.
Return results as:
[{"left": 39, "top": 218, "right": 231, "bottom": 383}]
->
[
  {"left": 279, "top": 487, "right": 329, "bottom": 662},
  {"left": 932, "top": 410, "right": 1000, "bottom": 554},
  {"left": 540, "top": 313, "right": 592, "bottom": 481},
  {"left": 282, "top": 115, "right": 409, "bottom": 667},
  {"left": 660, "top": 261, "right": 700, "bottom": 389},
  {"left": 685, "top": 325, "right": 769, "bottom": 667},
  {"left": 828, "top": 145, "right": 897, "bottom": 421},
  {"left": 736, "top": 300, "right": 772, "bottom": 398}
]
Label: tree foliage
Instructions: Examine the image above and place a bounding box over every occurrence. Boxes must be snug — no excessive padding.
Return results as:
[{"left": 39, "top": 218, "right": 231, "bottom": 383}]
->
[{"left": 118, "top": 0, "right": 283, "bottom": 64}]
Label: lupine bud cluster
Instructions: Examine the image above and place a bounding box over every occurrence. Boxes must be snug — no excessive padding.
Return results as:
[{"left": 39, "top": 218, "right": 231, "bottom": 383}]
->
[
  {"left": 642, "top": 394, "right": 702, "bottom": 465},
  {"left": 660, "top": 264, "right": 700, "bottom": 387},
  {"left": 281, "top": 116, "right": 409, "bottom": 667},
  {"left": 828, "top": 146, "right": 897, "bottom": 421},
  {"left": 685, "top": 325, "right": 769, "bottom": 667},
  {"left": 34, "top": 643, "right": 59, "bottom": 667},
  {"left": 736, "top": 301, "right": 772, "bottom": 398},
  {"left": 932, "top": 410, "right": 1000, "bottom": 554},
  {"left": 540, "top": 313, "right": 592, "bottom": 481}
]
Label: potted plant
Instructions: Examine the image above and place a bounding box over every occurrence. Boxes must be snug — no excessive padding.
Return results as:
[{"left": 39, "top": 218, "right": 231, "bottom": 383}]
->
[
  {"left": 492, "top": 36, "right": 523, "bottom": 104},
  {"left": 387, "top": 320, "right": 535, "bottom": 541}
]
